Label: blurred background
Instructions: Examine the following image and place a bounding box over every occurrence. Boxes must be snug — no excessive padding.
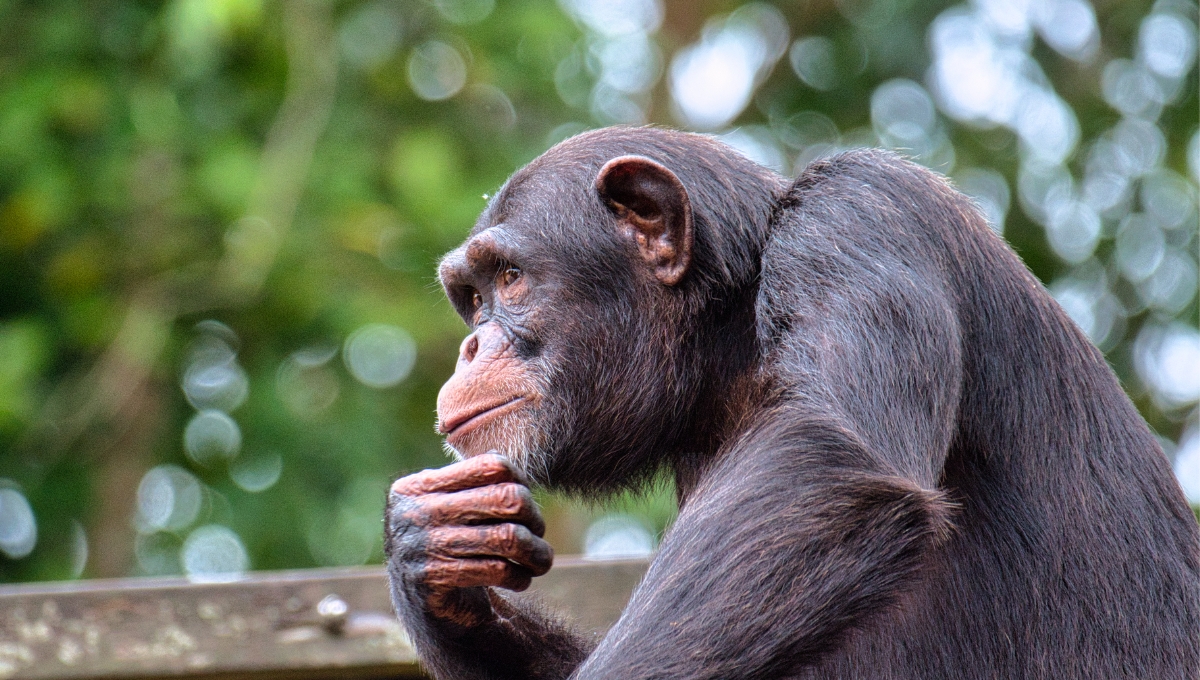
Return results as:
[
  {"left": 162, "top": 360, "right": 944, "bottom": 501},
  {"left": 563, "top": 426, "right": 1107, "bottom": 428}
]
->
[{"left": 0, "top": 0, "right": 1196, "bottom": 583}]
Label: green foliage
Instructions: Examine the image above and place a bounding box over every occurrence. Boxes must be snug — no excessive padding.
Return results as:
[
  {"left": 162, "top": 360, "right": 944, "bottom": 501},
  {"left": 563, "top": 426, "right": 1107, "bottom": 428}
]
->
[{"left": 0, "top": 0, "right": 1195, "bottom": 582}]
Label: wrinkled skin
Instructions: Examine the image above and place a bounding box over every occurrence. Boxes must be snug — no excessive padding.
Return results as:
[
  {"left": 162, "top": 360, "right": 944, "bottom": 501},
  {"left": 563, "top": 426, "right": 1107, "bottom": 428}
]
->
[
  {"left": 385, "top": 454, "right": 551, "bottom": 629},
  {"left": 385, "top": 453, "right": 589, "bottom": 680}
]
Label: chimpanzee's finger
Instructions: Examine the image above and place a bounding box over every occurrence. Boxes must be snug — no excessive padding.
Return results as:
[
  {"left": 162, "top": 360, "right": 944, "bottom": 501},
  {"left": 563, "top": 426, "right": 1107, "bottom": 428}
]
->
[
  {"left": 418, "top": 483, "right": 546, "bottom": 537},
  {"left": 428, "top": 524, "right": 553, "bottom": 576},
  {"left": 391, "top": 452, "right": 525, "bottom": 496},
  {"left": 422, "top": 556, "right": 535, "bottom": 592}
]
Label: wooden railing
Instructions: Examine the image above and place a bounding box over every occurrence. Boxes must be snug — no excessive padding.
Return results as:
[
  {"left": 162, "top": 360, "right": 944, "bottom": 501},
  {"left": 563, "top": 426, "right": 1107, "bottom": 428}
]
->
[{"left": 0, "top": 558, "right": 649, "bottom": 679}]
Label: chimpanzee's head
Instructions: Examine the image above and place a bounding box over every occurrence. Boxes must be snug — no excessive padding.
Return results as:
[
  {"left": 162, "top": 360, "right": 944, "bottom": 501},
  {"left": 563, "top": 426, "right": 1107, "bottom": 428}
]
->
[{"left": 434, "top": 127, "right": 784, "bottom": 493}]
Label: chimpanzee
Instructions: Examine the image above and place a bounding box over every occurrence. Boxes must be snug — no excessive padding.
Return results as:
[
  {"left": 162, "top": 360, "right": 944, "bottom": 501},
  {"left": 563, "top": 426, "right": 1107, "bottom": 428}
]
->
[{"left": 384, "top": 127, "right": 1200, "bottom": 679}]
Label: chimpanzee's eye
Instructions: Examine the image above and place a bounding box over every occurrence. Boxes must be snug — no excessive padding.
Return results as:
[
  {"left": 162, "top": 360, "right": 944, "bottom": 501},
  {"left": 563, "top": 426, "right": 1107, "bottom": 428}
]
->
[
  {"left": 499, "top": 266, "right": 522, "bottom": 287},
  {"left": 471, "top": 290, "right": 483, "bottom": 309}
]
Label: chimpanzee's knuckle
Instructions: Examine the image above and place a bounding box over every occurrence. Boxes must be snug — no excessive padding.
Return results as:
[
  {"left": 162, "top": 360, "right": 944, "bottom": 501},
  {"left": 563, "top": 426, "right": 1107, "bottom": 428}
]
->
[
  {"left": 421, "top": 559, "right": 467, "bottom": 590},
  {"left": 494, "top": 483, "right": 526, "bottom": 514},
  {"left": 475, "top": 452, "right": 512, "bottom": 477},
  {"left": 490, "top": 523, "right": 519, "bottom": 553},
  {"left": 421, "top": 568, "right": 449, "bottom": 589},
  {"left": 437, "top": 527, "right": 480, "bottom": 556}
]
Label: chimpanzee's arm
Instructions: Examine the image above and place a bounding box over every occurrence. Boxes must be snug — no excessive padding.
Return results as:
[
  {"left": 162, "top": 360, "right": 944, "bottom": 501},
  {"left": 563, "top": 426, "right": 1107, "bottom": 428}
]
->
[
  {"left": 385, "top": 456, "right": 594, "bottom": 680},
  {"left": 570, "top": 403, "right": 955, "bottom": 679}
]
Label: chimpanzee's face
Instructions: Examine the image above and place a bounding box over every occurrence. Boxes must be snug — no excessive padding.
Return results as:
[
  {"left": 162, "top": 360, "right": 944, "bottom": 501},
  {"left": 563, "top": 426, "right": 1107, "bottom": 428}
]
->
[
  {"left": 435, "top": 224, "right": 555, "bottom": 476},
  {"left": 433, "top": 150, "right": 696, "bottom": 489}
]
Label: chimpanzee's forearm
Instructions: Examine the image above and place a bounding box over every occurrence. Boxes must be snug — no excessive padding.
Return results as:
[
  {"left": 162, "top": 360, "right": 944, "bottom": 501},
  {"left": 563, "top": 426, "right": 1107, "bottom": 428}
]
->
[{"left": 391, "top": 583, "right": 593, "bottom": 680}]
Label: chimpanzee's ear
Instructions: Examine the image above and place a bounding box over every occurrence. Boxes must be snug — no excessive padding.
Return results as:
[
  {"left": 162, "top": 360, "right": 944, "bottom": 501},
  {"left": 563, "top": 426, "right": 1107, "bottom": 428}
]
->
[{"left": 595, "top": 155, "right": 694, "bottom": 286}]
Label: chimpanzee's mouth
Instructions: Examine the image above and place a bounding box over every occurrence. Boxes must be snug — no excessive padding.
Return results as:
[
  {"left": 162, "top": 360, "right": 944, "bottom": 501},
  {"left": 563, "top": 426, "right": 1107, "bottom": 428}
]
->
[{"left": 441, "top": 396, "right": 529, "bottom": 442}]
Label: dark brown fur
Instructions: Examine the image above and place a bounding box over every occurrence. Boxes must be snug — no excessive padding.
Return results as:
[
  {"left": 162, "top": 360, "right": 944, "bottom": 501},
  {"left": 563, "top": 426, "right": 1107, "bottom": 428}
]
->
[{"left": 385, "top": 127, "right": 1200, "bottom": 679}]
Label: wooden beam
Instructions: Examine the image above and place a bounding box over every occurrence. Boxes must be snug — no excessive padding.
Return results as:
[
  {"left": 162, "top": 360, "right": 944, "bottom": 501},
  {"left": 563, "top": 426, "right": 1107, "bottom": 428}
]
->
[{"left": 0, "top": 558, "right": 648, "bottom": 679}]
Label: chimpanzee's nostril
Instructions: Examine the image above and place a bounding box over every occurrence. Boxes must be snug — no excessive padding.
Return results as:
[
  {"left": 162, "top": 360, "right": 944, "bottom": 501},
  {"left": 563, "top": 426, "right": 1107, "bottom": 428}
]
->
[{"left": 461, "top": 334, "right": 479, "bottom": 363}]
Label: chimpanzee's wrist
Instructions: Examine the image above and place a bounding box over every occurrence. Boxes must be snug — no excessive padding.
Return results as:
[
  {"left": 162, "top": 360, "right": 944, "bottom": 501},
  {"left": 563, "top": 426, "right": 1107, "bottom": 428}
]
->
[
  {"left": 420, "top": 587, "right": 499, "bottom": 639},
  {"left": 426, "top": 608, "right": 499, "bottom": 640}
]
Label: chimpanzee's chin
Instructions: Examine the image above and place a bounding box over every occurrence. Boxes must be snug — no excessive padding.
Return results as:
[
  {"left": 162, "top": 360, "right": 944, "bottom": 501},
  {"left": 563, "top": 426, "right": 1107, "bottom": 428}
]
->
[{"left": 440, "top": 422, "right": 550, "bottom": 485}]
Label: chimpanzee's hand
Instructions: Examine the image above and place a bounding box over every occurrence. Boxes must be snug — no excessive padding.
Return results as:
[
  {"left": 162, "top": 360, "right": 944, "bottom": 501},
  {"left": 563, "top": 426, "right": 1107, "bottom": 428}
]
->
[{"left": 385, "top": 453, "right": 553, "bottom": 631}]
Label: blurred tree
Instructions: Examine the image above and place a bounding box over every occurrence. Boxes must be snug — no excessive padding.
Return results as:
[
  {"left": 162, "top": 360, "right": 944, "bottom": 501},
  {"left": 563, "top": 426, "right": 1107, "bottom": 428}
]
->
[{"left": 0, "top": 0, "right": 1195, "bottom": 582}]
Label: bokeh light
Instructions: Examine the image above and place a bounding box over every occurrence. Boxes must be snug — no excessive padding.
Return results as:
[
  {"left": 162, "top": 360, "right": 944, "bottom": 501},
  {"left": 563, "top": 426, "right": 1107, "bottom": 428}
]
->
[
  {"left": 789, "top": 37, "right": 837, "bottom": 92},
  {"left": 337, "top": 2, "right": 404, "bottom": 71},
  {"left": 343, "top": 323, "right": 417, "bottom": 389},
  {"left": 871, "top": 79, "right": 955, "bottom": 172},
  {"left": 136, "top": 464, "right": 204, "bottom": 533},
  {"left": 69, "top": 520, "right": 88, "bottom": 579},
  {"left": 955, "top": 167, "right": 1011, "bottom": 233},
  {"left": 184, "top": 410, "right": 243, "bottom": 465},
  {"left": 305, "top": 477, "right": 386, "bottom": 566},
  {"left": 559, "top": 0, "right": 662, "bottom": 38},
  {"left": 583, "top": 514, "right": 655, "bottom": 560},
  {"left": 1175, "top": 425, "right": 1200, "bottom": 503},
  {"left": 229, "top": 452, "right": 284, "bottom": 493},
  {"left": 463, "top": 84, "right": 518, "bottom": 132},
  {"left": 180, "top": 322, "right": 249, "bottom": 470},
  {"left": 182, "top": 524, "right": 249, "bottom": 582},
  {"left": 928, "top": 4, "right": 1081, "bottom": 164},
  {"left": 718, "top": 127, "right": 788, "bottom": 174},
  {"left": 408, "top": 41, "right": 468, "bottom": 102},
  {"left": 1034, "top": 0, "right": 1099, "bottom": 62},
  {"left": 0, "top": 486, "right": 37, "bottom": 559},
  {"left": 1046, "top": 201, "right": 1102, "bottom": 264},
  {"left": 1139, "top": 12, "right": 1198, "bottom": 79},
  {"left": 182, "top": 344, "right": 249, "bottom": 413},
  {"left": 558, "top": 0, "right": 664, "bottom": 124},
  {"left": 276, "top": 345, "right": 341, "bottom": 417},
  {"left": 434, "top": 0, "right": 495, "bottom": 25},
  {"left": 1139, "top": 250, "right": 1198, "bottom": 314},
  {"left": 135, "top": 532, "right": 184, "bottom": 577},
  {"left": 1051, "top": 262, "right": 1123, "bottom": 348},
  {"left": 1135, "top": 322, "right": 1200, "bottom": 409},
  {"left": 669, "top": 4, "right": 789, "bottom": 130}
]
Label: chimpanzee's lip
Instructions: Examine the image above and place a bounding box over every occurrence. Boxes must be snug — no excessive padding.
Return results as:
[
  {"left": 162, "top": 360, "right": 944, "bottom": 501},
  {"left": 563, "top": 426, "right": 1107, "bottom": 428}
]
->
[{"left": 441, "top": 396, "right": 529, "bottom": 440}]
